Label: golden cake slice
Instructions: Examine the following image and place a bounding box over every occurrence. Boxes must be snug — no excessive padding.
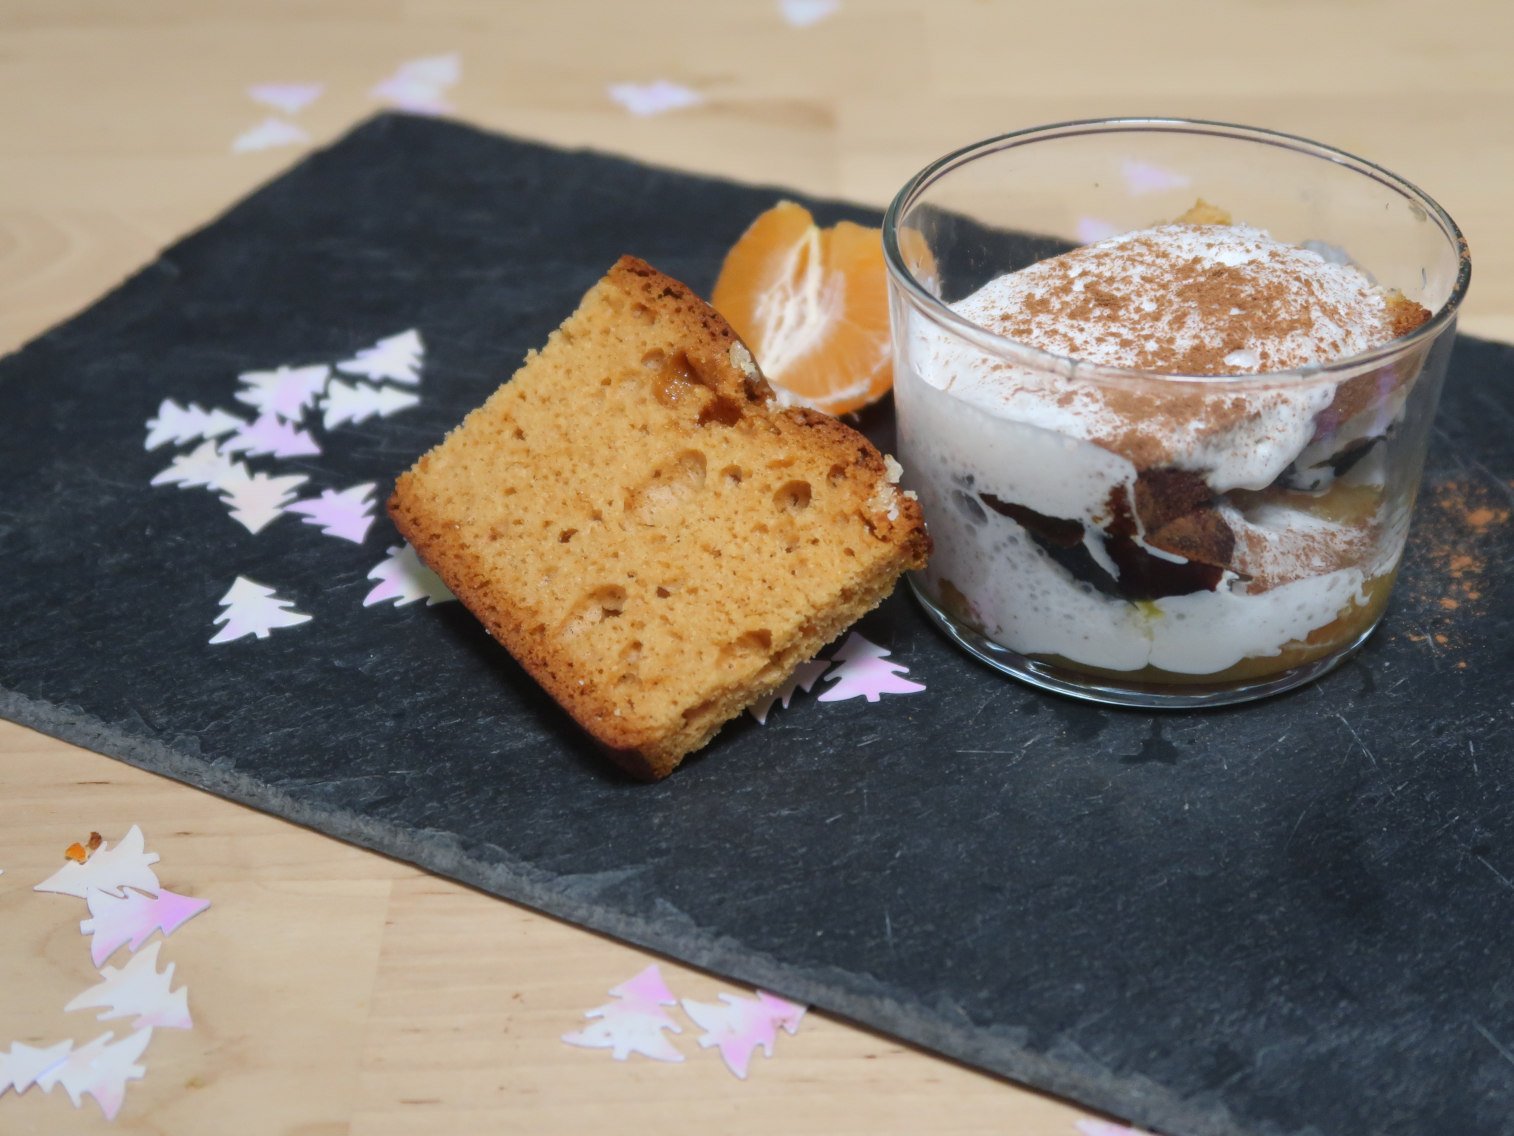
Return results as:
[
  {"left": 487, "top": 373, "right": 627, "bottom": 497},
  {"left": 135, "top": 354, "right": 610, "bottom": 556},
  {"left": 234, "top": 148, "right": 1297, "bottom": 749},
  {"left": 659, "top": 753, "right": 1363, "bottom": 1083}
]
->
[{"left": 389, "top": 256, "right": 930, "bottom": 779}]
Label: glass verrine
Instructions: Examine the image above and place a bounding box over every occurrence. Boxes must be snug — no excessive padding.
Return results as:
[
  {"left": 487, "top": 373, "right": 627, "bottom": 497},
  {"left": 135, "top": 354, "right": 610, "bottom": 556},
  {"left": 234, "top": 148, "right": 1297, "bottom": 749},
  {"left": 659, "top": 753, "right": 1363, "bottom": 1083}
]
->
[{"left": 883, "top": 119, "right": 1471, "bottom": 707}]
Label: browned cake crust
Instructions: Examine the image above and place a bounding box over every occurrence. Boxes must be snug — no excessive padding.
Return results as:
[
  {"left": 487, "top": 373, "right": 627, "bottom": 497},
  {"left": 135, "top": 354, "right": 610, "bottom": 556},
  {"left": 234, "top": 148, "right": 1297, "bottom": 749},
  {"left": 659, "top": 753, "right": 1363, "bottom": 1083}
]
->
[{"left": 389, "top": 256, "right": 929, "bottom": 779}]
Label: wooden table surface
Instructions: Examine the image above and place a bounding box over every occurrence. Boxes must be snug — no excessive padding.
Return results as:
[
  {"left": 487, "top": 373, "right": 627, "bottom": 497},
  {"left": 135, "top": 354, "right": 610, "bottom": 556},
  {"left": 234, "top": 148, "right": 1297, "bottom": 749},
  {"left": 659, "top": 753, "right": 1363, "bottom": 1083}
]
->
[{"left": 2, "top": 2, "right": 1510, "bottom": 1133}]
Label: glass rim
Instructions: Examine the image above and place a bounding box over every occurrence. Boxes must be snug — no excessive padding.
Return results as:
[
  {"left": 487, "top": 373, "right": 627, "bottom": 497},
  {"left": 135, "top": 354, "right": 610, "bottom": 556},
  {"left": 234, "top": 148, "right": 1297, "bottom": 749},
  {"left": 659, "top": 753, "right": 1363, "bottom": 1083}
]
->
[{"left": 881, "top": 117, "right": 1473, "bottom": 387}]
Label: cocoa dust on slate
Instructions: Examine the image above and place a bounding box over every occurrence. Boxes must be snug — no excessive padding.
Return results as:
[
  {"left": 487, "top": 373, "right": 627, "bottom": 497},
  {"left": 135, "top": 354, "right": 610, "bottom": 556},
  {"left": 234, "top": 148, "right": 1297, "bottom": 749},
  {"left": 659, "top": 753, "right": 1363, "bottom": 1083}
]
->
[{"left": 1397, "top": 478, "right": 1511, "bottom": 667}]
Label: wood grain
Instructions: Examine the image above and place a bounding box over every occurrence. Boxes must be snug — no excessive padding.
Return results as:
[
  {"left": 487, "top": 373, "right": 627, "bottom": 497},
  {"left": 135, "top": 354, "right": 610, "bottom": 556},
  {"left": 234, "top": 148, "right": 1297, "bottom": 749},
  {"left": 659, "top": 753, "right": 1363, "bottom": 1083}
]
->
[{"left": 2, "top": 1, "right": 1508, "bottom": 1131}]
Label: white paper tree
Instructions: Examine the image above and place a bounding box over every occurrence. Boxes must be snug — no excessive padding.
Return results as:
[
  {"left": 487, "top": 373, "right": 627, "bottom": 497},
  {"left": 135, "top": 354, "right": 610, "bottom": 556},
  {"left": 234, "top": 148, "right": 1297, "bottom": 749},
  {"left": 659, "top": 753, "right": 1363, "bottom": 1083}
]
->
[
  {"left": 607, "top": 80, "right": 705, "bottom": 117},
  {"left": 209, "top": 576, "right": 312, "bottom": 644},
  {"left": 0, "top": 1039, "right": 73, "bottom": 1097},
  {"left": 371, "top": 54, "right": 460, "bottom": 114},
  {"left": 816, "top": 633, "right": 926, "bottom": 703},
  {"left": 363, "top": 544, "right": 455, "bottom": 608},
  {"left": 65, "top": 941, "right": 192, "bottom": 1031},
  {"left": 232, "top": 117, "right": 309, "bottom": 153},
  {"left": 320, "top": 378, "right": 420, "bottom": 429},
  {"left": 235, "top": 363, "right": 331, "bottom": 422},
  {"left": 561, "top": 964, "right": 685, "bottom": 1063},
  {"left": 246, "top": 82, "right": 324, "bottom": 115},
  {"left": 221, "top": 413, "right": 321, "bottom": 459},
  {"left": 335, "top": 330, "right": 424, "bottom": 385},
  {"left": 779, "top": 0, "right": 841, "bottom": 28},
  {"left": 285, "top": 483, "right": 377, "bottom": 543},
  {"left": 150, "top": 439, "right": 251, "bottom": 492},
  {"left": 219, "top": 471, "right": 308, "bottom": 535},
  {"left": 34, "top": 825, "right": 161, "bottom": 899},
  {"left": 36, "top": 1029, "right": 153, "bottom": 1120},
  {"left": 679, "top": 990, "right": 806, "bottom": 1079},
  {"left": 143, "top": 399, "right": 244, "bottom": 450},
  {"left": 749, "top": 658, "right": 831, "bottom": 724},
  {"left": 80, "top": 885, "right": 213, "bottom": 967}
]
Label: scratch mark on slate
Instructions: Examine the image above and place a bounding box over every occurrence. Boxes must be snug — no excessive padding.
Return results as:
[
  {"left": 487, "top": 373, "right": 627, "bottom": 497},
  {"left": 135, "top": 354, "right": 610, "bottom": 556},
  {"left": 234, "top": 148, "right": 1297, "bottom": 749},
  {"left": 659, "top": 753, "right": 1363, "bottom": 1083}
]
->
[
  {"left": 1473, "top": 1020, "right": 1514, "bottom": 1067},
  {"left": 1475, "top": 855, "right": 1514, "bottom": 891}
]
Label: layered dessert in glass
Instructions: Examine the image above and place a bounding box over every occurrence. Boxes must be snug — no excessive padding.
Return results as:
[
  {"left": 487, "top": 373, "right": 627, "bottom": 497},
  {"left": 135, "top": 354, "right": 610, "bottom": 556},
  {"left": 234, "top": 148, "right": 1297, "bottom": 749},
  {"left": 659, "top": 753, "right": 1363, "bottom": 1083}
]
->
[{"left": 884, "top": 121, "right": 1470, "bottom": 706}]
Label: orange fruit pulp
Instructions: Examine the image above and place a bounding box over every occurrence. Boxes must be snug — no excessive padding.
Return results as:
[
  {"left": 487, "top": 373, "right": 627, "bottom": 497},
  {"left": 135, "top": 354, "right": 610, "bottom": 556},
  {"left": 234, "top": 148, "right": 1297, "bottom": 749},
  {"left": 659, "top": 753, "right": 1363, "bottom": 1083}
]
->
[{"left": 711, "top": 201, "right": 893, "bottom": 416}]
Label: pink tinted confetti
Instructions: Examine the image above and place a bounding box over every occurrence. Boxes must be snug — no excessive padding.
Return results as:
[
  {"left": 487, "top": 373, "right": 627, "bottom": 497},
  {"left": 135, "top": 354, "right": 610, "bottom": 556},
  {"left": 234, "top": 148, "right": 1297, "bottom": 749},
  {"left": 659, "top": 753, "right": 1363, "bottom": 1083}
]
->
[
  {"left": 336, "top": 329, "right": 424, "bottom": 385},
  {"left": 286, "top": 483, "right": 378, "bottom": 544},
  {"left": 209, "top": 576, "right": 312, "bottom": 644},
  {"left": 65, "top": 942, "right": 192, "bottom": 1031},
  {"left": 1075, "top": 1119, "right": 1152, "bottom": 1136},
  {"left": 399, "top": 54, "right": 460, "bottom": 86},
  {"left": 1120, "top": 159, "right": 1190, "bottom": 195},
  {"left": 235, "top": 363, "right": 331, "bottom": 422},
  {"left": 221, "top": 413, "right": 321, "bottom": 459},
  {"left": 562, "top": 964, "right": 685, "bottom": 1063},
  {"left": 370, "top": 74, "right": 452, "bottom": 115},
  {"left": 80, "top": 887, "right": 211, "bottom": 968},
  {"left": 220, "top": 471, "right": 308, "bottom": 535},
  {"left": 35, "top": 826, "right": 160, "bottom": 900},
  {"left": 607, "top": 80, "right": 705, "bottom": 117},
  {"left": 36, "top": 1029, "right": 152, "bottom": 1121},
  {"left": 364, "top": 544, "right": 455, "bottom": 608},
  {"left": 679, "top": 990, "right": 807, "bottom": 1079},
  {"left": 1076, "top": 217, "right": 1123, "bottom": 245},
  {"left": 320, "top": 378, "right": 420, "bottom": 429},
  {"left": 143, "top": 399, "right": 244, "bottom": 450},
  {"left": 371, "top": 55, "right": 460, "bottom": 116},
  {"left": 150, "top": 439, "right": 251, "bottom": 492},
  {"left": 816, "top": 633, "right": 925, "bottom": 703},
  {"left": 247, "top": 82, "right": 324, "bottom": 115},
  {"left": 0, "top": 1040, "right": 73, "bottom": 1097},
  {"left": 750, "top": 657, "right": 830, "bottom": 724},
  {"left": 232, "top": 117, "right": 309, "bottom": 153},
  {"left": 779, "top": 0, "right": 841, "bottom": 26}
]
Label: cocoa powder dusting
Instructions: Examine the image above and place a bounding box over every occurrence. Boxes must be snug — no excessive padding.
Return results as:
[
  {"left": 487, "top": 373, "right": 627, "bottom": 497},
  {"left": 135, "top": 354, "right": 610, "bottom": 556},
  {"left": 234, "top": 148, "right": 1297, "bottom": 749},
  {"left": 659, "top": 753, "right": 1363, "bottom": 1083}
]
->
[{"left": 1397, "top": 479, "right": 1510, "bottom": 666}]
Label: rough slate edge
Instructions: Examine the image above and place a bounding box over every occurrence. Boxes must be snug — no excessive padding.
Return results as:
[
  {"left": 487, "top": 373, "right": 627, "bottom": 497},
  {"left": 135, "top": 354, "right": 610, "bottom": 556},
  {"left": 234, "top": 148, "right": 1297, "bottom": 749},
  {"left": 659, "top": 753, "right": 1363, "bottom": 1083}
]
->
[{"left": 0, "top": 115, "right": 1500, "bottom": 1136}]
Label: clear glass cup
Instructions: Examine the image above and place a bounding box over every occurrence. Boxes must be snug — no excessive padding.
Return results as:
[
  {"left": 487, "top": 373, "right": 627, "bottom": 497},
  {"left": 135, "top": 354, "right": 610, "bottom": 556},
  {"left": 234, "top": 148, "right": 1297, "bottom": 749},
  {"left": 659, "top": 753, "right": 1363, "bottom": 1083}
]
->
[{"left": 883, "top": 119, "right": 1471, "bottom": 707}]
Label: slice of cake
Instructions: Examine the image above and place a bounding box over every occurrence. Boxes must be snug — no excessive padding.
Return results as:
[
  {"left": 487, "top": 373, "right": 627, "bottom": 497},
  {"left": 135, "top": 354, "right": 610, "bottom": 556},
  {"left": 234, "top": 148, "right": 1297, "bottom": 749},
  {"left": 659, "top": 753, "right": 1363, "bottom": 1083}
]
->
[{"left": 389, "top": 256, "right": 930, "bottom": 779}]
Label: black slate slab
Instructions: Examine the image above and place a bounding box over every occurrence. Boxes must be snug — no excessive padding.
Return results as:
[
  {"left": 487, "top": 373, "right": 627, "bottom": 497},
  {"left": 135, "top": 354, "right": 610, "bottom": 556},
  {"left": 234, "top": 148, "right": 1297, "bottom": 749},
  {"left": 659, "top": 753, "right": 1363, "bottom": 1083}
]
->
[{"left": 4, "top": 113, "right": 1513, "bottom": 1136}]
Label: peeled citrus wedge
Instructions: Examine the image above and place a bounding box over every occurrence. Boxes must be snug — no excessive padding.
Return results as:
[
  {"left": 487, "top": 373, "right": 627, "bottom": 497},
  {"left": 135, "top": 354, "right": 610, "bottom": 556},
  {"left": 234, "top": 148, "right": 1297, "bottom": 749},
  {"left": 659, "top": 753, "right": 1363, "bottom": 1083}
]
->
[{"left": 711, "top": 201, "right": 892, "bottom": 416}]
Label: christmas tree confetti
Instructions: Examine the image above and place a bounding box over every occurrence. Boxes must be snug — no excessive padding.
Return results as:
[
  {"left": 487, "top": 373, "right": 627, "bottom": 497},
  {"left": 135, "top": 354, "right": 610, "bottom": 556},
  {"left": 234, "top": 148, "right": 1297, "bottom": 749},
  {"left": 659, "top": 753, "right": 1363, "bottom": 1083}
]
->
[
  {"left": 371, "top": 54, "right": 460, "bottom": 115},
  {"left": 235, "top": 363, "right": 331, "bottom": 422},
  {"left": 1076, "top": 1119, "right": 1153, "bottom": 1136},
  {"left": 750, "top": 657, "right": 831, "bottom": 724},
  {"left": 143, "top": 399, "right": 244, "bottom": 450},
  {"left": 320, "top": 378, "right": 419, "bottom": 430},
  {"left": 816, "top": 632, "right": 926, "bottom": 703},
  {"left": 779, "top": 0, "right": 841, "bottom": 27},
  {"left": 232, "top": 117, "right": 309, "bottom": 153},
  {"left": 0, "top": 1040, "right": 73, "bottom": 1098},
  {"left": 35, "top": 1029, "right": 152, "bottom": 1120},
  {"left": 221, "top": 413, "right": 321, "bottom": 459},
  {"left": 680, "top": 990, "right": 806, "bottom": 1079},
  {"left": 80, "top": 886, "right": 212, "bottom": 968},
  {"left": 209, "top": 576, "right": 312, "bottom": 644},
  {"left": 364, "top": 544, "right": 455, "bottom": 608},
  {"left": 35, "top": 825, "right": 161, "bottom": 900},
  {"left": 246, "top": 82, "right": 324, "bottom": 115},
  {"left": 335, "top": 329, "right": 423, "bottom": 385},
  {"left": 607, "top": 79, "right": 704, "bottom": 117},
  {"left": 219, "top": 471, "right": 308, "bottom": 535},
  {"left": 150, "top": 439, "right": 250, "bottom": 492},
  {"left": 562, "top": 964, "right": 685, "bottom": 1063},
  {"left": 65, "top": 942, "right": 192, "bottom": 1031},
  {"left": 285, "top": 483, "right": 378, "bottom": 543}
]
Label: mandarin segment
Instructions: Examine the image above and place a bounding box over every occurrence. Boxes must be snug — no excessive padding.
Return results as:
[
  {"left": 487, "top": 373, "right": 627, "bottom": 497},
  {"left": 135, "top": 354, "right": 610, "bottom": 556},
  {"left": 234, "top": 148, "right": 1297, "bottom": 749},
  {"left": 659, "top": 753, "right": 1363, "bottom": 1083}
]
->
[{"left": 711, "top": 201, "right": 893, "bottom": 416}]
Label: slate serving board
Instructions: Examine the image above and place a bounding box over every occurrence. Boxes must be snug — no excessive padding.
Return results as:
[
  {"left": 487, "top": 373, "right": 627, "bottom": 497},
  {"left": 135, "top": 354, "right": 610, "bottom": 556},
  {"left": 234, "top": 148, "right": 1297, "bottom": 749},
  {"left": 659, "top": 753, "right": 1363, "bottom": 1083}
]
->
[{"left": 4, "top": 113, "right": 1513, "bottom": 1136}]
